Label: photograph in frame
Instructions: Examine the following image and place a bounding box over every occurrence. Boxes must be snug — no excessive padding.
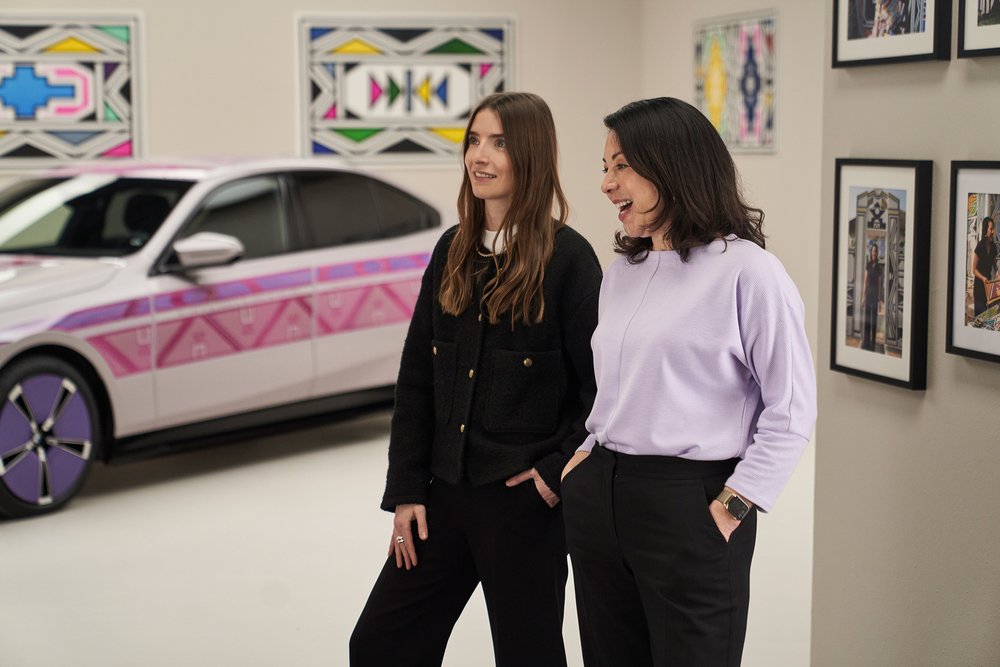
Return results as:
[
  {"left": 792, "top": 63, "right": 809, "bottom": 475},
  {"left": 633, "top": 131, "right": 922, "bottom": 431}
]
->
[
  {"left": 946, "top": 162, "right": 1000, "bottom": 363},
  {"left": 958, "top": 0, "right": 1000, "bottom": 57},
  {"left": 831, "top": 159, "right": 932, "bottom": 389},
  {"left": 833, "top": 0, "right": 951, "bottom": 67}
]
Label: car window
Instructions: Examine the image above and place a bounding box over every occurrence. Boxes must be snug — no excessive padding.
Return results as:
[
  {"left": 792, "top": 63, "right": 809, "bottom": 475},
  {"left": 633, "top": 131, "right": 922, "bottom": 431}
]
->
[
  {"left": 179, "top": 176, "right": 289, "bottom": 260},
  {"left": 292, "top": 171, "right": 381, "bottom": 248},
  {"left": 370, "top": 179, "right": 440, "bottom": 237},
  {"left": 0, "top": 177, "right": 191, "bottom": 256}
]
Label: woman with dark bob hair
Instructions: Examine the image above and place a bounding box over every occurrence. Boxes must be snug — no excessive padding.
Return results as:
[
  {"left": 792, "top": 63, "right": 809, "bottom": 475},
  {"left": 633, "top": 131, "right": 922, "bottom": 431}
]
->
[
  {"left": 559, "top": 97, "right": 817, "bottom": 666},
  {"left": 350, "top": 92, "right": 602, "bottom": 666}
]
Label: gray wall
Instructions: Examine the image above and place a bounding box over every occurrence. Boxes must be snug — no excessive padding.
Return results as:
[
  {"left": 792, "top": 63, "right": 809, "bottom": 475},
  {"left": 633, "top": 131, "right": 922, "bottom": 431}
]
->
[{"left": 813, "top": 3, "right": 1000, "bottom": 665}]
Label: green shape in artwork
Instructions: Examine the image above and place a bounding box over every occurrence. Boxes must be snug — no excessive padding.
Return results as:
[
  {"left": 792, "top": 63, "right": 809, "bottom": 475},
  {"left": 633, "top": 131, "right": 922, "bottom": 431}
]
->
[
  {"left": 335, "top": 128, "right": 383, "bottom": 143},
  {"left": 98, "top": 25, "right": 130, "bottom": 43},
  {"left": 388, "top": 78, "right": 401, "bottom": 104},
  {"left": 104, "top": 103, "right": 121, "bottom": 122},
  {"left": 428, "top": 38, "right": 483, "bottom": 55}
]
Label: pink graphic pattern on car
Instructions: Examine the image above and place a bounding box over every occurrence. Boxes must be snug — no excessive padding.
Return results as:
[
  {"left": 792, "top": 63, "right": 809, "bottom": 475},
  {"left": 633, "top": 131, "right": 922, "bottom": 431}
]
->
[{"left": 65, "top": 253, "right": 430, "bottom": 377}]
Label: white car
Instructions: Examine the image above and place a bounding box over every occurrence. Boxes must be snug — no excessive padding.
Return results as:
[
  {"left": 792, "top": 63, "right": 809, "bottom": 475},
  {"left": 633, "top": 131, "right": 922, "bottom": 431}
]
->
[{"left": 0, "top": 159, "right": 443, "bottom": 518}]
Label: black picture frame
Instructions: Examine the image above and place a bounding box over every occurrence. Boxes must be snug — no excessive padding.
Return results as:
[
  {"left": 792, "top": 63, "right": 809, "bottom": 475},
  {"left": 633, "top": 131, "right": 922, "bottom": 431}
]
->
[
  {"left": 946, "top": 161, "right": 1000, "bottom": 363},
  {"left": 832, "top": 0, "right": 952, "bottom": 67},
  {"left": 831, "top": 158, "right": 932, "bottom": 389},
  {"left": 958, "top": 0, "right": 1000, "bottom": 57}
]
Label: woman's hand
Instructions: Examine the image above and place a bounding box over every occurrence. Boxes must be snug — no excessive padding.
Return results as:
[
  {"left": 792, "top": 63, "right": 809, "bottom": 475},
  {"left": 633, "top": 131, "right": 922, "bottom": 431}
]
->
[
  {"left": 506, "top": 468, "right": 559, "bottom": 507},
  {"left": 708, "top": 488, "right": 753, "bottom": 542},
  {"left": 561, "top": 450, "right": 591, "bottom": 482},
  {"left": 387, "top": 503, "right": 428, "bottom": 570}
]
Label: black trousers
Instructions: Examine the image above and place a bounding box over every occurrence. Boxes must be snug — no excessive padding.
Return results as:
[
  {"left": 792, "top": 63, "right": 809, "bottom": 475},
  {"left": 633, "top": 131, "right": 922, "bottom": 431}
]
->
[
  {"left": 563, "top": 445, "right": 757, "bottom": 667},
  {"left": 350, "top": 478, "right": 568, "bottom": 667}
]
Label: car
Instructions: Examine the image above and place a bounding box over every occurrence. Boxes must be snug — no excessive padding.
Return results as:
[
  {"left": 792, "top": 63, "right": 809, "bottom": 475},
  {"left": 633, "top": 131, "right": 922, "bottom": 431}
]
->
[{"left": 0, "top": 158, "right": 444, "bottom": 518}]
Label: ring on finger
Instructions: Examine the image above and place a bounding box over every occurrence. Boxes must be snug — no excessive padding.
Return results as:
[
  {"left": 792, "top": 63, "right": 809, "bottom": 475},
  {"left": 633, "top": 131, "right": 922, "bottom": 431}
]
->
[{"left": 396, "top": 535, "right": 405, "bottom": 544}]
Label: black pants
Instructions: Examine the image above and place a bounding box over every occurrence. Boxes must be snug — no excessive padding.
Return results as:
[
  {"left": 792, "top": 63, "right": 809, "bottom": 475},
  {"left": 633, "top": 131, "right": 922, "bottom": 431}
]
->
[
  {"left": 350, "top": 478, "right": 568, "bottom": 667},
  {"left": 563, "top": 445, "right": 757, "bottom": 667}
]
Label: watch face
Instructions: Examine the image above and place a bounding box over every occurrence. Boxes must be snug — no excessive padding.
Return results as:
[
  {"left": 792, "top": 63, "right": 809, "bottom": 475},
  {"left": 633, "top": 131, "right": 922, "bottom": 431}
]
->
[{"left": 726, "top": 496, "right": 750, "bottom": 520}]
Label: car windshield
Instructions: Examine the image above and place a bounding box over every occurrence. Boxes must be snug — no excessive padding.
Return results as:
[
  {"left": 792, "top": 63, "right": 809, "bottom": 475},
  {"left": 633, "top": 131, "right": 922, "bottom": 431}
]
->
[{"left": 0, "top": 175, "right": 194, "bottom": 257}]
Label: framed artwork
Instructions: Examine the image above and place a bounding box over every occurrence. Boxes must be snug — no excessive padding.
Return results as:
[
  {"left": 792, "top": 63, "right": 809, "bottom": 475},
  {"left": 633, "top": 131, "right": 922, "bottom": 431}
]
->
[
  {"left": 958, "top": 0, "right": 1000, "bottom": 57},
  {"left": 0, "top": 15, "right": 140, "bottom": 163},
  {"left": 832, "top": 0, "right": 951, "bottom": 67},
  {"left": 693, "top": 10, "right": 776, "bottom": 153},
  {"left": 831, "top": 159, "right": 932, "bottom": 389},
  {"left": 298, "top": 15, "right": 514, "bottom": 164},
  {"left": 946, "top": 161, "right": 1000, "bottom": 363}
]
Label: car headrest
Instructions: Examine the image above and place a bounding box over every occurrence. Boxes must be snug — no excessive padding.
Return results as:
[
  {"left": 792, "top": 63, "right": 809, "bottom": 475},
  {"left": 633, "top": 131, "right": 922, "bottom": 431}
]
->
[{"left": 124, "top": 194, "right": 172, "bottom": 236}]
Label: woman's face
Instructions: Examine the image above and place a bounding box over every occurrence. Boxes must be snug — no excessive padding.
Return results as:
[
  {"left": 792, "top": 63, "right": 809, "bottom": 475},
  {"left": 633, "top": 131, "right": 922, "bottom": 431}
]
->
[
  {"left": 601, "top": 131, "right": 665, "bottom": 240},
  {"left": 465, "top": 108, "right": 513, "bottom": 208},
  {"left": 870, "top": 244, "right": 878, "bottom": 261}
]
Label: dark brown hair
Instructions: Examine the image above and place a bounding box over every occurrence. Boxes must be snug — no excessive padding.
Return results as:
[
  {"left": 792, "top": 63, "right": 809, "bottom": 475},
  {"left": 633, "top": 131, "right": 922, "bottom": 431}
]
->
[
  {"left": 603, "top": 97, "right": 765, "bottom": 262},
  {"left": 439, "top": 92, "right": 568, "bottom": 325}
]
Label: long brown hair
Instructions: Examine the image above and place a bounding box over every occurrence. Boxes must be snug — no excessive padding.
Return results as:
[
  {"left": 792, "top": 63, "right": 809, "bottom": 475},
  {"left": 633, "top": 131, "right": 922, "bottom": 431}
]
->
[
  {"left": 603, "top": 97, "right": 765, "bottom": 262},
  {"left": 439, "top": 92, "right": 568, "bottom": 325}
]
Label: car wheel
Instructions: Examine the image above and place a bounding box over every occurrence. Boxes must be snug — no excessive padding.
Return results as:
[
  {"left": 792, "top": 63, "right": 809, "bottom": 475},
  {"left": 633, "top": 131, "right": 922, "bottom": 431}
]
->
[{"left": 0, "top": 356, "right": 101, "bottom": 519}]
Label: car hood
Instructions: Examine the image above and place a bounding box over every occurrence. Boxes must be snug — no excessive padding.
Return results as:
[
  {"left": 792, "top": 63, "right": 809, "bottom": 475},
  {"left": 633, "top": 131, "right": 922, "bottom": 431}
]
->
[{"left": 0, "top": 255, "right": 123, "bottom": 314}]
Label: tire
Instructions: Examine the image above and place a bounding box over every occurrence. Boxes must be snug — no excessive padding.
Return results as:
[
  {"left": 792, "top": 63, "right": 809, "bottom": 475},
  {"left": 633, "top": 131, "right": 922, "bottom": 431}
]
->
[{"left": 0, "top": 355, "right": 102, "bottom": 519}]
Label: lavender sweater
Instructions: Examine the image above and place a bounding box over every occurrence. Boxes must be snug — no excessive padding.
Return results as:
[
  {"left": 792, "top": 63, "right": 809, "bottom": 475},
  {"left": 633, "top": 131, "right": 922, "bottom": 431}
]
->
[{"left": 578, "top": 237, "right": 816, "bottom": 511}]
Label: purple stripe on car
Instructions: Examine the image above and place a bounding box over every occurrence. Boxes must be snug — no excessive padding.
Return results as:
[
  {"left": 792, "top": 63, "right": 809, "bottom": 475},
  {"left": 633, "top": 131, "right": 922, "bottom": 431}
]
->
[{"left": 54, "top": 298, "right": 151, "bottom": 331}]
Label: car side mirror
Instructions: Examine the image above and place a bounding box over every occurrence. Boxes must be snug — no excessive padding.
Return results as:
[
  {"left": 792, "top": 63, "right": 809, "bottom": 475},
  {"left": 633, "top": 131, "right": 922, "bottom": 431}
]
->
[{"left": 171, "top": 232, "right": 244, "bottom": 269}]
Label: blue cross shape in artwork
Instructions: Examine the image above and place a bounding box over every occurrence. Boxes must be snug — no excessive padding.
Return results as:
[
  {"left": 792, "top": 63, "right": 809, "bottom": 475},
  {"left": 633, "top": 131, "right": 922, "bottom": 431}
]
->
[{"left": 0, "top": 65, "right": 76, "bottom": 119}]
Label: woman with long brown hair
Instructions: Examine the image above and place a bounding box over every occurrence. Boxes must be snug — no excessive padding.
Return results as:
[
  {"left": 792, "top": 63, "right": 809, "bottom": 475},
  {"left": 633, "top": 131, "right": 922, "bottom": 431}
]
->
[{"left": 350, "top": 92, "right": 601, "bottom": 667}]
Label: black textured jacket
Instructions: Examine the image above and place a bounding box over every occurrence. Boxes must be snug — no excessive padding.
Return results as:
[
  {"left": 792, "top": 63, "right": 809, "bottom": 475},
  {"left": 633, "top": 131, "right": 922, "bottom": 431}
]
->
[{"left": 380, "top": 224, "right": 602, "bottom": 511}]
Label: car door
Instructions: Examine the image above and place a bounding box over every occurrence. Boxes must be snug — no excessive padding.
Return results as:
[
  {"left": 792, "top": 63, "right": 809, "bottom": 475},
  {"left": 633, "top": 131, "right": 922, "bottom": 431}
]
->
[
  {"left": 289, "top": 170, "right": 438, "bottom": 398},
  {"left": 148, "top": 174, "right": 313, "bottom": 428}
]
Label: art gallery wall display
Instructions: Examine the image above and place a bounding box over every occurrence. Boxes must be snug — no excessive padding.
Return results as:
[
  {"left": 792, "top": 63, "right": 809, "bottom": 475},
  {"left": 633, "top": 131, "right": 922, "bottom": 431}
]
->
[
  {"left": 831, "top": 159, "right": 932, "bottom": 389},
  {"left": 833, "top": 0, "right": 951, "bottom": 67},
  {"left": 0, "top": 15, "right": 140, "bottom": 163},
  {"left": 958, "top": 0, "right": 1000, "bottom": 57},
  {"left": 693, "top": 10, "right": 776, "bottom": 153},
  {"left": 299, "top": 15, "right": 514, "bottom": 164},
  {"left": 946, "top": 161, "right": 1000, "bottom": 363}
]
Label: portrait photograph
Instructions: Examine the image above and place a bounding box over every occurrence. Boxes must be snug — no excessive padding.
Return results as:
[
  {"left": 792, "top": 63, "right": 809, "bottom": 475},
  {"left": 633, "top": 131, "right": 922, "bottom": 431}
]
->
[
  {"left": 947, "top": 162, "right": 1000, "bottom": 363},
  {"left": 831, "top": 159, "right": 932, "bottom": 389},
  {"left": 833, "top": 0, "right": 951, "bottom": 66},
  {"left": 958, "top": 0, "right": 1000, "bottom": 57}
]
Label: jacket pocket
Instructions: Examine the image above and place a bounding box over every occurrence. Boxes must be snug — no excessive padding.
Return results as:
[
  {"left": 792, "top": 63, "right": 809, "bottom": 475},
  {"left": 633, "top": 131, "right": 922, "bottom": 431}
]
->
[
  {"left": 431, "top": 339, "right": 457, "bottom": 424},
  {"left": 484, "top": 349, "right": 564, "bottom": 434}
]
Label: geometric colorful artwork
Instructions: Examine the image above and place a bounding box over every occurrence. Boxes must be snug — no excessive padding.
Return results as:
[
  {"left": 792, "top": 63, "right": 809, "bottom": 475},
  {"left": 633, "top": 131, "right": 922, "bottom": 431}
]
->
[
  {"left": 299, "top": 15, "right": 514, "bottom": 162},
  {"left": 0, "top": 16, "right": 139, "bottom": 163},
  {"left": 694, "top": 12, "right": 775, "bottom": 153}
]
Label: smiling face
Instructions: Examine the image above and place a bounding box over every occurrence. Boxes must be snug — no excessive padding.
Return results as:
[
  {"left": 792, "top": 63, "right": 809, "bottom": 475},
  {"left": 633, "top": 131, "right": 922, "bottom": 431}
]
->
[
  {"left": 465, "top": 107, "right": 513, "bottom": 228},
  {"left": 601, "top": 131, "right": 666, "bottom": 247}
]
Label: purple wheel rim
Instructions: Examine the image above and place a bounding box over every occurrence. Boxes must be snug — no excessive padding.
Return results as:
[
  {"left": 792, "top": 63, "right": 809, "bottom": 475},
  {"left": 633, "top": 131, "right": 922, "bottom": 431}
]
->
[{"left": 0, "top": 373, "right": 92, "bottom": 506}]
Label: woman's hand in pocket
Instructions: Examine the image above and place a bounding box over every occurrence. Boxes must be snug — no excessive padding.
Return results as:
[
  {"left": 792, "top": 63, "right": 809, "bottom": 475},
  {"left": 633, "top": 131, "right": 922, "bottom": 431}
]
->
[{"left": 561, "top": 450, "right": 591, "bottom": 482}]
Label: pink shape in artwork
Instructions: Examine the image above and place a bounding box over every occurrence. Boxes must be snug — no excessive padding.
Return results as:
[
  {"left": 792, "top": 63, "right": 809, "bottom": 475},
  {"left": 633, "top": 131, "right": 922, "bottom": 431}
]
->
[
  {"left": 316, "top": 286, "right": 371, "bottom": 334},
  {"left": 324, "top": 104, "right": 337, "bottom": 119},
  {"left": 480, "top": 64, "right": 493, "bottom": 78},
  {"left": 383, "top": 279, "right": 422, "bottom": 316},
  {"left": 157, "top": 317, "right": 239, "bottom": 368},
  {"left": 51, "top": 67, "right": 91, "bottom": 116},
  {"left": 370, "top": 77, "right": 383, "bottom": 106},
  {"left": 351, "top": 286, "right": 408, "bottom": 330},
  {"left": 210, "top": 301, "right": 287, "bottom": 351},
  {"left": 257, "top": 298, "right": 312, "bottom": 348},
  {"left": 103, "top": 141, "right": 133, "bottom": 157},
  {"left": 87, "top": 326, "right": 152, "bottom": 377}
]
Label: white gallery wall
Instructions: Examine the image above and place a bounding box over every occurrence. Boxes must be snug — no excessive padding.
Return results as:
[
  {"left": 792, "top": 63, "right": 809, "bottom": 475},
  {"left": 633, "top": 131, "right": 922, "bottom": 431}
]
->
[
  {"left": 814, "top": 3, "right": 1000, "bottom": 665},
  {"left": 3, "top": 0, "right": 824, "bottom": 664}
]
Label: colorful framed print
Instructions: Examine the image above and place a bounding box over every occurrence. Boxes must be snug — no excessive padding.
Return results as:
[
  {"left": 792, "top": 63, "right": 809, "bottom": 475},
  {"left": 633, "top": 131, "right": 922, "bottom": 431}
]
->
[
  {"left": 832, "top": 0, "right": 951, "bottom": 67},
  {"left": 958, "top": 0, "right": 1000, "bottom": 57},
  {"left": 831, "top": 159, "right": 932, "bottom": 389},
  {"left": 0, "top": 15, "right": 140, "bottom": 164},
  {"left": 298, "top": 15, "right": 514, "bottom": 164},
  {"left": 946, "top": 162, "right": 1000, "bottom": 363},
  {"left": 693, "top": 10, "right": 776, "bottom": 153}
]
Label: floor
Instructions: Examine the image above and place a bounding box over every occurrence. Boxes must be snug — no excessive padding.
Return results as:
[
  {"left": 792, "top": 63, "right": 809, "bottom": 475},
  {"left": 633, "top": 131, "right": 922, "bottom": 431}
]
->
[{"left": 0, "top": 409, "right": 584, "bottom": 666}]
